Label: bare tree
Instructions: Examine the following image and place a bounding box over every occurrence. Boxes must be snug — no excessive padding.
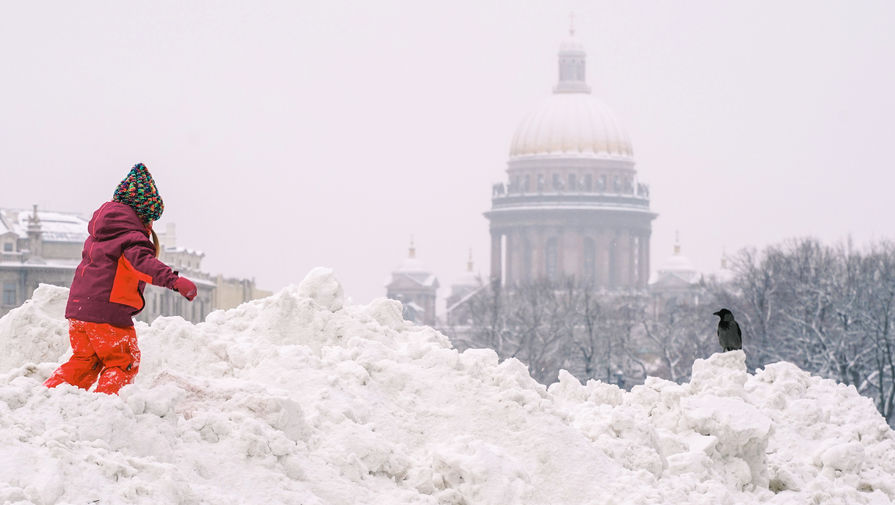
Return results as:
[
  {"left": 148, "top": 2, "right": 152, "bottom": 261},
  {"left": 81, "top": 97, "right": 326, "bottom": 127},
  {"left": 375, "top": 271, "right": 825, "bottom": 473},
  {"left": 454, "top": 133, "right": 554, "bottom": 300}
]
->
[
  {"left": 857, "top": 242, "right": 895, "bottom": 424},
  {"left": 641, "top": 301, "right": 716, "bottom": 383},
  {"left": 714, "top": 237, "right": 895, "bottom": 426},
  {"left": 452, "top": 278, "right": 652, "bottom": 386},
  {"left": 451, "top": 238, "right": 895, "bottom": 426}
]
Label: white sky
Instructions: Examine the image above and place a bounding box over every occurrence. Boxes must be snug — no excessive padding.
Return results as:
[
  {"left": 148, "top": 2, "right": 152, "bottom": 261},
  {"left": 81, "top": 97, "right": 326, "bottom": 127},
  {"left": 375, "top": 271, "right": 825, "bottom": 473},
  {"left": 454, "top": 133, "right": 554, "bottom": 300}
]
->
[{"left": 2, "top": 1, "right": 894, "bottom": 304}]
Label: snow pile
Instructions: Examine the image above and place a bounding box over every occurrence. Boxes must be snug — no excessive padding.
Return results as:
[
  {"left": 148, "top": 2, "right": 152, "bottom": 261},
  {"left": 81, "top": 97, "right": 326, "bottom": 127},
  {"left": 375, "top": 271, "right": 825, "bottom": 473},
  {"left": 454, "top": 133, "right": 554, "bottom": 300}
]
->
[{"left": 1, "top": 269, "right": 894, "bottom": 505}]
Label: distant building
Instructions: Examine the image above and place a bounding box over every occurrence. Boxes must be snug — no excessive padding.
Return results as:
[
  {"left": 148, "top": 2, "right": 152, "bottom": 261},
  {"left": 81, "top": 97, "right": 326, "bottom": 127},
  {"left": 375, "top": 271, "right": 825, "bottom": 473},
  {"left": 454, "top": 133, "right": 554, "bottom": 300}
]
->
[
  {"left": 0, "top": 206, "right": 85, "bottom": 312},
  {"left": 485, "top": 29, "right": 656, "bottom": 289},
  {"left": 0, "top": 206, "right": 268, "bottom": 323},
  {"left": 649, "top": 233, "right": 702, "bottom": 315},
  {"left": 385, "top": 241, "right": 439, "bottom": 326},
  {"left": 137, "top": 223, "right": 216, "bottom": 324},
  {"left": 444, "top": 251, "right": 484, "bottom": 327}
]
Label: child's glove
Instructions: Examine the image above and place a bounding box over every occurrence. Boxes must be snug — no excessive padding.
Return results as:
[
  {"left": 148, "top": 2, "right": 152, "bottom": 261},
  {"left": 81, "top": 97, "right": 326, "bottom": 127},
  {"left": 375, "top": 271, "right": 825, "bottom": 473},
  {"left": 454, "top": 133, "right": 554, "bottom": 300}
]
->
[{"left": 173, "top": 277, "right": 198, "bottom": 301}]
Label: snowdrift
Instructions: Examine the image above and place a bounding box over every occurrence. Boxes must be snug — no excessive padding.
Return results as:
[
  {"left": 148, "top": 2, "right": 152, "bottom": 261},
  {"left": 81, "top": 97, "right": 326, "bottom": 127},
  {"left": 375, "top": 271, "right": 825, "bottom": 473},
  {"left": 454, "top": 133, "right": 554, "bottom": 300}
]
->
[{"left": 1, "top": 268, "right": 893, "bottom": 505}]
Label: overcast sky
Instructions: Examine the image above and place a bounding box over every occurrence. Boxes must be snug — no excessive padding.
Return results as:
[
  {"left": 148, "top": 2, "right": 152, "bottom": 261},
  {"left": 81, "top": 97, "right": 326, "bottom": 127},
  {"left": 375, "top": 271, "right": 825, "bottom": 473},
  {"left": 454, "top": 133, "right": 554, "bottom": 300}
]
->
[{"left": 2, "top": 1, "right": 894, "bottom": 304}]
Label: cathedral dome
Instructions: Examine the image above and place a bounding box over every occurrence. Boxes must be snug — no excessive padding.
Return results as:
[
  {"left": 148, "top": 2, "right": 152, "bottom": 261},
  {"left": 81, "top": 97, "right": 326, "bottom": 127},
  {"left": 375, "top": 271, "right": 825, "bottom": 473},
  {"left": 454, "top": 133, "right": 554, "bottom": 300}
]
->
[
  {"left": 509, "top": 93, "right": 633, "bottom": 159},
  {"left": 507, "top": 30, "right": 633, "bottom": 161}
]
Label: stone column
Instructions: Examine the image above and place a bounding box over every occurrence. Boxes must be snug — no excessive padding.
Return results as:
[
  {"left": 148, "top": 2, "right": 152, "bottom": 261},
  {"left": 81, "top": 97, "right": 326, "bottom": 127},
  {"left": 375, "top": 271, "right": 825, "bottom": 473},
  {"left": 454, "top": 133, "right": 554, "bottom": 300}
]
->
[
  {"left": 535, "top": 229, "right": 546, "bottom": 279},
  {"left": 640, "top": 230, "right": 651, "bottom": 289},
  {"left": 614, "top": 229, "right": 629, "bottom": 288},
  {"left": 562, "top": 228, "right": 578, "bottom": 280},
  {"left": 505, "top": 230, "right": 516, "bottom": 285},
  {"left": 490, "top": 231, "right": 502, "bottom": 283},
  {"left": 597, "top": 229, "right": 610, "bottom": 288},
  {"left": 519, "top": 230, "right": 532, "bottom": 283}
]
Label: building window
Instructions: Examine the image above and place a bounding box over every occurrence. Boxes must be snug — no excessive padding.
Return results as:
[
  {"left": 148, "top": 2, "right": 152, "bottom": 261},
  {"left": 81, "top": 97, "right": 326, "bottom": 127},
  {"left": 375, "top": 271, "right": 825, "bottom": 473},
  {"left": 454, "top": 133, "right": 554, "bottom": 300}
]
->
[
  {"left": 2, "top": 243, "right": 12, "bottom": 252},
  {"left": 568, "top": 174, "right": 577, "bottom": 191},
  {"left": 537, "top": 174, "right": 544, "bottom": 192},
  {"left": 598, "top": 175, "right": 606, "bottom": 191},
  {"left": 524, "top": 174, "right": 531, "bottom": 192},
  {"left": 2, "top": 284, "right": 16, "bottom": 306},
  {"left": 546, "top": 238, "right": 559, "bottom": 281},
  {"left": 584, "top": 174, "right": 593, "bottom": 191},
  {"left": 552, "top": 174, "right": 562, "bottom": 191}
]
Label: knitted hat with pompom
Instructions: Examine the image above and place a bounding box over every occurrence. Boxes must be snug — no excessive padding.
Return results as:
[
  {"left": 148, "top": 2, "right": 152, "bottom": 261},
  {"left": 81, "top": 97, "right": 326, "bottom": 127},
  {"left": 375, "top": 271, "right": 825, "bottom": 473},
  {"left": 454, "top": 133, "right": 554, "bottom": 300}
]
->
[{"left": 112, "top": 163, "right": 164, "bottom": 224}]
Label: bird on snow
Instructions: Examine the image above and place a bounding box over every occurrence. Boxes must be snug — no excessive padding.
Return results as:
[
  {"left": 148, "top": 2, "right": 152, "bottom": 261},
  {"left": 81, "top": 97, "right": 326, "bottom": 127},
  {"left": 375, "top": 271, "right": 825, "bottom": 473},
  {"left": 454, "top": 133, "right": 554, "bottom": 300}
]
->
[{"left": 713, "top": 308, "right": 742, "bottom": 352}]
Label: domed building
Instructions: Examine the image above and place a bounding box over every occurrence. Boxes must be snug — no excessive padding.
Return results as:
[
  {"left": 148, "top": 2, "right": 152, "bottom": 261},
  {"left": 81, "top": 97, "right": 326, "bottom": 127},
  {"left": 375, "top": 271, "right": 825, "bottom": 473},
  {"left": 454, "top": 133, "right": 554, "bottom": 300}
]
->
[
  {"left": 385, "top": 240, "right": 439, "bottom": 326},
  {"left": 649, "top": 232, "right": 702, "bottom": 315},
  {"left": 444, "top": 251, "right": 483, "bottom": 327},
  {"left": 485, "top": 30, "right": 656, "bottom": 288}
]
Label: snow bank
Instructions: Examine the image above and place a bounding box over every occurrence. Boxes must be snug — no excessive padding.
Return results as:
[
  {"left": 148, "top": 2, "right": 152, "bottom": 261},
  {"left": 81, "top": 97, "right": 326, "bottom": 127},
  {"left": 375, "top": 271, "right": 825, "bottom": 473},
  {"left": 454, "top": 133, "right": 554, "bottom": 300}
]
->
[{"left": 1, "top": 271, "right": 893, "bottom": 505}]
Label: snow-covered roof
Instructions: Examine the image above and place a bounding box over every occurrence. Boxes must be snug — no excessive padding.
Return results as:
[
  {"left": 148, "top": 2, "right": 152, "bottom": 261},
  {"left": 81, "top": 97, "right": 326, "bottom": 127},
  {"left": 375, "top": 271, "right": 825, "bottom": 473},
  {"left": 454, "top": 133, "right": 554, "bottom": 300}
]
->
[
  {"left": 163, "top": 246, "right": 206, "bottom": 257},
  {"left": 446, "top": 284, "right": 486, "bottom": 314},
  {"left": 404, "top": 301, "right": 424, "bottom": 313},
  {"left": 0, "top": 208, "right": 88, "bottom": 243},
  {"left": 393, "top": 271, "right": 438, "bottom": 288},
  {"left": 0, "top": 259, "right": 79, "bottom": 269}
]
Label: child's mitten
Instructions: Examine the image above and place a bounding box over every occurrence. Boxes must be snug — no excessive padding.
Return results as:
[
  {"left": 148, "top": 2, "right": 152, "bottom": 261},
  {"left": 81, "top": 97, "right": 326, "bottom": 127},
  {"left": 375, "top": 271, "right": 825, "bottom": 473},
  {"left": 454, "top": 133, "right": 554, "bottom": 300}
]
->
[{"left": 173, "top": 277, "right": 198, "bottom": 301}]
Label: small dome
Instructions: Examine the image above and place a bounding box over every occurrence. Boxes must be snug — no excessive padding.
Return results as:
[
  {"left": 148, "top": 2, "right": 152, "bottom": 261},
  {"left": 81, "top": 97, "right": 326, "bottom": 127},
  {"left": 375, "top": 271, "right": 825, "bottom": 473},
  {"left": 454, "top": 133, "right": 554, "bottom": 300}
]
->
[
  {"left": 453, "top": 269, "right": 479, "bottom": 288},
  {"left": 451, "top": 251, "right": 480, "bottom": 293},
  {"left": 395, "top": 240, "right": 431, "bottom": 275},
  {"left": 396, "top": 256, "right": 427, "bottom": 274},
  {"left": 658, "top": 254, "right": 696, "bottom": 274},
  {"left": 655, "top": 239, "right": 699, "bottom": 285},
  {"left": 509, "top": 93, "right": 633, "bottom": 159}
]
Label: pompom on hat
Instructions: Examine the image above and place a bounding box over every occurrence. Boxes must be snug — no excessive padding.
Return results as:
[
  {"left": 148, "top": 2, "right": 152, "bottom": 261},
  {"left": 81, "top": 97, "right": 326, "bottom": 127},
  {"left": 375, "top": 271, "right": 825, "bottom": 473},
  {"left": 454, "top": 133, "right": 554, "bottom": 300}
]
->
[{"left": 112, "top": 162, "right": 164, "bottom": 224}]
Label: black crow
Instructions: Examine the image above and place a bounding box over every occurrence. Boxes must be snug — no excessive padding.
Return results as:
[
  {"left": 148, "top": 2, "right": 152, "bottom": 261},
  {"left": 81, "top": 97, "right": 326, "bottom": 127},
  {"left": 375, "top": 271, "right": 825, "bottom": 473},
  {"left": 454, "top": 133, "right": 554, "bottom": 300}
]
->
[{"left": 713, "top": 308, "right": 742, "bottom": 352}]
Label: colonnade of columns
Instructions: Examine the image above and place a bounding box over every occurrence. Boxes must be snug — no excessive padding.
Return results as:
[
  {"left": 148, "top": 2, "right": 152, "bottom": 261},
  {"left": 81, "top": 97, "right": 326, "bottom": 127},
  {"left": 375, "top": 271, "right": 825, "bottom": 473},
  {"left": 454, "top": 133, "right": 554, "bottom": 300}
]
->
[{"left": 490, "top": 227, "right": 651, "bottom": 289}]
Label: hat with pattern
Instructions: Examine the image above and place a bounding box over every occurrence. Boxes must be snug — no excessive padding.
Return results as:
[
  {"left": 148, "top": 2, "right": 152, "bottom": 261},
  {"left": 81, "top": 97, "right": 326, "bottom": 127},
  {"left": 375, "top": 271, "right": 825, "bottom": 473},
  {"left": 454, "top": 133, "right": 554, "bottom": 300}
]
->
[{"left": 112, "top": 163, "right": 164, "bottom": 223}]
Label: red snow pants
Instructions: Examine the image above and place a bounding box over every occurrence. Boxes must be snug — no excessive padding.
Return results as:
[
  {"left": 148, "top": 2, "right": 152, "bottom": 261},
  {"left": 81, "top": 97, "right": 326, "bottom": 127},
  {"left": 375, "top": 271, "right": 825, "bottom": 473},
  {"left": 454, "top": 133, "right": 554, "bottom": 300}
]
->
[{"left": 44, "top": 319, "right": 141, "bottom": 395}]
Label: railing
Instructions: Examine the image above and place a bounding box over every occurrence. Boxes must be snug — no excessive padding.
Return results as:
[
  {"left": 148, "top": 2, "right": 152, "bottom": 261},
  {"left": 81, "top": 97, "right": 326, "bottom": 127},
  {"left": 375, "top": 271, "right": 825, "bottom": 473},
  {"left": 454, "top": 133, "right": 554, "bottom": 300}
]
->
[
  {"left": 489, "top": 183, "right": 651, "bottom": 211},
  {"left": 489, "top": 193, "right": 652, "bottom": 212},
  {"left": 0, "top": 252, "right": 24, "bottom": 263},
  {"left": 491, "top": 181, "right": 650, "bottom": 199}
]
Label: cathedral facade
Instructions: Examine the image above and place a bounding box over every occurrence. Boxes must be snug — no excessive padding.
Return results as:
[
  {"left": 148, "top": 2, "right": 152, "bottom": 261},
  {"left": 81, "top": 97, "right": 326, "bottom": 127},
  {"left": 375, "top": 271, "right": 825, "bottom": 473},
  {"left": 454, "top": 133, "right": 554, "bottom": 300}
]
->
[{"left": 485, "top": 31, "right": 656, "bottom": 289}]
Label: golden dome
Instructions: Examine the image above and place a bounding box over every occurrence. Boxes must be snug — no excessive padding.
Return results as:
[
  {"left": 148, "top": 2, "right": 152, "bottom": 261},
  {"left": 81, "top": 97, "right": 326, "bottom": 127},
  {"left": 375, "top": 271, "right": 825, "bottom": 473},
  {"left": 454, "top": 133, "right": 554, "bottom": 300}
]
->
[{"left": 509, "top": 92, "right": 633, "bottom": 159}]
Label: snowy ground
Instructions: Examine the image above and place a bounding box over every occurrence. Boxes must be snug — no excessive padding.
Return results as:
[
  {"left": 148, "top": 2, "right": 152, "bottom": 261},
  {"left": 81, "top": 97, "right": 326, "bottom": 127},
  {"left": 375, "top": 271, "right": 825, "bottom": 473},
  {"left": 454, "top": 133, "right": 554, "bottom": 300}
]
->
[{"left": 1, "top": 268, "right": 893, "bottom": 505}]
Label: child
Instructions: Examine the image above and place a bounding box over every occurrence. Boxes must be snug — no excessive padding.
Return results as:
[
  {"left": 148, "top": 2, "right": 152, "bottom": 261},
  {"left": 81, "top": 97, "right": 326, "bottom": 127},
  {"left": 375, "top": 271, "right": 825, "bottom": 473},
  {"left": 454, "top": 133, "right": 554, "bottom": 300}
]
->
[{"left": 44, "top": 163, "right": 197, "bottom": 395}]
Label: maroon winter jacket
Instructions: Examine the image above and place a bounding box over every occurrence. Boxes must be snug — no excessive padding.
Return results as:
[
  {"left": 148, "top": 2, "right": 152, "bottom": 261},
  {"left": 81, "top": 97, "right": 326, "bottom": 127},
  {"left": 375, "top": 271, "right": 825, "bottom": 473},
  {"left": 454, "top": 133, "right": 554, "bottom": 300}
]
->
[{"left": 66, "top": 202, "right": 180, "bottom": 327}]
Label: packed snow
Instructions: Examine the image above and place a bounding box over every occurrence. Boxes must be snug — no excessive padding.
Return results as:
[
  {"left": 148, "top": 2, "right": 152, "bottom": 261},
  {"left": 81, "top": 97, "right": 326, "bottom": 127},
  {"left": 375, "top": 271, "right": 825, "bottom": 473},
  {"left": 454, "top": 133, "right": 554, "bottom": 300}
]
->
[{"left": 1, "top": 267, "right": 893, "bottom": 504}]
